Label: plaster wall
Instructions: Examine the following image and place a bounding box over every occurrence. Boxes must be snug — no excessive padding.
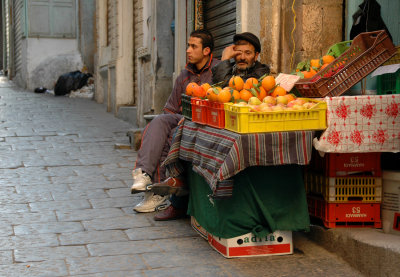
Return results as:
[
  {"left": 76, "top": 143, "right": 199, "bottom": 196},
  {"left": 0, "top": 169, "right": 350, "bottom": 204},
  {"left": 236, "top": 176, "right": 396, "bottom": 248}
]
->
[
  {"left": 115, "top": 0, "right": 134, "bottom": 108},
  {"left": 133, "top": 0, "right": 143, "bottom": 105},
  {"left": 94, "top": 0, "right": 107, "bottom": 104},
  {"left": 153, "top": 0, "right": 174, "bottom": 114},
  {"left": 236, "top": 0, "right": 260, "bottom": 37},
  {"left": 94, "top": 0, "right": 134, "bottom": 114},
  {"left": 136, "top": 0, "right": 153, "bottom": 127},
  {"left": 78, "top": 0, "right": 96, "bottom": 73},
  {"left": 23, "top": 38, "right": 82, "bottom": 90},
  {"left": 135, "top": 0, "right": 174, "bottom": 127},
  {"left": 300, "top": 0, "right": 343, "bottom": 59},
  {"left": 0, "top": 3, "right": 3, "bottom": 70},
  {"left": 259, "top": 0, "right": 343, "bottom": 74}
]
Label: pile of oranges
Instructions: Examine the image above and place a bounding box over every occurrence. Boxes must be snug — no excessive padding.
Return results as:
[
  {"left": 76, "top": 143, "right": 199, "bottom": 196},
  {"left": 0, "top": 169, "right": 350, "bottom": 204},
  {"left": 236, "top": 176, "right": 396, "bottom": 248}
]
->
[
  {"left": 296, "top": 55, "right": 335, "bottom": 79},
  {"left": 185, "top": 75, "right": 289, "bottom": 104}
]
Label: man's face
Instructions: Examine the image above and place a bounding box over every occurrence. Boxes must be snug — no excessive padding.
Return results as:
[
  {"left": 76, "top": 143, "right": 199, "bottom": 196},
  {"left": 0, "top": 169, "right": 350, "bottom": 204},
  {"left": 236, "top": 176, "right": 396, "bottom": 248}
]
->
[
  {"left": 234, "top": 43, "right": 259, "bottom": 70},
  {"left": 186, "top": 37, "right": 209, "bottom": 66}
]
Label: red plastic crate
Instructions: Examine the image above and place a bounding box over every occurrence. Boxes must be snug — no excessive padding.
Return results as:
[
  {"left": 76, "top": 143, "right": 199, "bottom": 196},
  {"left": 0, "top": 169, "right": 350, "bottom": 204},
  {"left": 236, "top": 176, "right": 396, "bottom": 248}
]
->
[
  {"left": 310, "top": 151, "right": 381, "bottom": 177},
  {"left": 295, "top": 30, "right": 396, "bottom": 98},
  {"left": 191, "top": 98, "right": 208, "bottom": 124},
  {"left": 307, "top": 195, "right": 382, "bottom": 228},
  {"left": 206, "top": 101, "right": 225, "bottom": 129}
]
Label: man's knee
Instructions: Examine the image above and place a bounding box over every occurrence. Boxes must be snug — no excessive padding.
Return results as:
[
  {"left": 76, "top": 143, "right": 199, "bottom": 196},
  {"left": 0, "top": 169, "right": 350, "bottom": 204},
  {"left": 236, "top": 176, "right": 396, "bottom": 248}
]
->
[{"left": 151, "top": 114, "right": 181, "bottom": 130}]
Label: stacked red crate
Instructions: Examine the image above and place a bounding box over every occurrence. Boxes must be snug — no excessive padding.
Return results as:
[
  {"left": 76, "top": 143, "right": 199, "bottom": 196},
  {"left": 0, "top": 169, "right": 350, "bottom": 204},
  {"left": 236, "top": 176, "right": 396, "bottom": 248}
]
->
[{"left": 305, "top": 151, "right": 382, "bottom": 228}]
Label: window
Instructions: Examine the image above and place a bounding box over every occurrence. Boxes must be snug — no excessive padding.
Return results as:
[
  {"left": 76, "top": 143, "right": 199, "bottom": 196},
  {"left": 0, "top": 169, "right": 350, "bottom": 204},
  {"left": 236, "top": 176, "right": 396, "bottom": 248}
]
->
[{"left": 28, "top": 0, "right": 76, "bottom": 38}]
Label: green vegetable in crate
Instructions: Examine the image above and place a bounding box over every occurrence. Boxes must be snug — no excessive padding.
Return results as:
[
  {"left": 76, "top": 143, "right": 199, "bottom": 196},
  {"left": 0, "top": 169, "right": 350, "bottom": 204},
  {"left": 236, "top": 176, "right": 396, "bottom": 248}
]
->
[{"left": 295, "top": 55, "right": 335, "bottom": 79}]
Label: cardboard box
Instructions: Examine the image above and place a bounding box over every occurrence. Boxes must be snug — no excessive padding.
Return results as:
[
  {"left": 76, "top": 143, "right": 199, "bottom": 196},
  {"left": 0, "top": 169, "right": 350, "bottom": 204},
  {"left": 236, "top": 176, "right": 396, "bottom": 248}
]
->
[
  {"left": 190, "top": 216, "right": 208, "bottom": 240},
  {"left": 382, "top": 170, "right": 400, "bottom": 235},
  {"left": 208, "top": 230, "right": 293, "bottom": 258}
]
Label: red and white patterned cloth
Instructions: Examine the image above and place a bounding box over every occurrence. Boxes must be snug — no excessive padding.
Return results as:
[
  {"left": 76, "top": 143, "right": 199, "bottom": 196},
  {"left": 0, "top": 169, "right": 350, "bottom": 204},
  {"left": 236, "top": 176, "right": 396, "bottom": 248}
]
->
[{"left": 314, "top": 94, "right": 400, "bottom": 153}]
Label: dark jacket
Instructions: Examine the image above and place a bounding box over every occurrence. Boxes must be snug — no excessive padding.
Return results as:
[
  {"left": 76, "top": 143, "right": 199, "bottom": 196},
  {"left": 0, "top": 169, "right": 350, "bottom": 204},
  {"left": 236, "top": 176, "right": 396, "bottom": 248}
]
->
[
  {"left": 211, "top": 59, "right": 270, "bottom": 87},
  {"left": 163, "top": 55, "right": 220, "bottom": 114},
  {"left": 350, "top": 0, "right": 392, "bottom": 41}
]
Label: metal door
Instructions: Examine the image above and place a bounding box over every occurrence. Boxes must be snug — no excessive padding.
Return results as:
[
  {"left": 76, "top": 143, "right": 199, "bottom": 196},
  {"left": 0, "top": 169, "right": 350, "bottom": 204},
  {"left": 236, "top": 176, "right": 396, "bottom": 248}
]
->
[{"left": 203, "top": 0, "right": 236, "bottom": 59}]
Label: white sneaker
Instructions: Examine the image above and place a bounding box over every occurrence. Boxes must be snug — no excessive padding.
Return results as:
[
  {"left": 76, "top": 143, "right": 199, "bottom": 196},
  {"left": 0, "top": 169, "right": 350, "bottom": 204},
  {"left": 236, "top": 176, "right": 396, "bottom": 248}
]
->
[
  {"left": 131, "top": 168, "right": 152, "bottom": 194},
  {"left": 133, "top": 192, "right": 170, "bottom": 213}
]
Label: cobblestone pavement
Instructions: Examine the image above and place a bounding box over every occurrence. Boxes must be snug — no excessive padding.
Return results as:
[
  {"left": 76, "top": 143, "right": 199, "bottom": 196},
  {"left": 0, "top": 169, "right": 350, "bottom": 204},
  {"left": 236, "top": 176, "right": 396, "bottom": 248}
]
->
[{"left": 0, "top": 78, "right": 364, "bottom": 276}]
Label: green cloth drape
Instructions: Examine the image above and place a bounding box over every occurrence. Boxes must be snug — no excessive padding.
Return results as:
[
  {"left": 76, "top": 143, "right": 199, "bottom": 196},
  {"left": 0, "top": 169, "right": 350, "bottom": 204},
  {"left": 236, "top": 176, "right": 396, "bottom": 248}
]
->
[{"left": 187, "top": 164, "right": 310, "bottom": 238}]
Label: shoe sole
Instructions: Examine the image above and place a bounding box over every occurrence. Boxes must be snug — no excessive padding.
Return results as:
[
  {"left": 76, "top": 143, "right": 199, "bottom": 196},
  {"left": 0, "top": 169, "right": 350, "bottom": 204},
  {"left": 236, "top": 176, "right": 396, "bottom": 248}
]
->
[
  {"left": 133, "top": 207, "right": 155, "bottom": 213},
  {"left": 130, "top": 187, "right": 147, "bottom": 194},
  {"left": 154, "top": 214, "right": 187, "bottom": 221},
  {"left": 147, "top": 184, "right": 189, "bottom": 197},
  {"left": 133, "top": 202, "right": 170, "bottom": 213}
]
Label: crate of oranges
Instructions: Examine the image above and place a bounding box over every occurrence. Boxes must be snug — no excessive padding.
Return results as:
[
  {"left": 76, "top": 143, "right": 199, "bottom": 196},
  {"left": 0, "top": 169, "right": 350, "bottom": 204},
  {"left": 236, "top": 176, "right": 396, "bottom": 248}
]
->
[
  {"left": 295, "top": 30, "right": 397, "bottom": 98},
  {"left": 215, "top": 75, "right": 326, "bottom": 133},
  {"left": 185, "top": 74, "right": 327, "bottom": 132},
  {"left": 184, "top": 75, "right": 281, "bottom": 129},
  {"left": 184, "top": 82, "right": 211, "bottom": 123}
]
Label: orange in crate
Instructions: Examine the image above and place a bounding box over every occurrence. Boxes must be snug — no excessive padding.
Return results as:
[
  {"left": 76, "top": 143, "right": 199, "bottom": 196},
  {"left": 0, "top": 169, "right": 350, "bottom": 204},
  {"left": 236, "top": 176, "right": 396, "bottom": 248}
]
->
[{"left": 307, "top": 195, "right": 382, "bottom": 228}]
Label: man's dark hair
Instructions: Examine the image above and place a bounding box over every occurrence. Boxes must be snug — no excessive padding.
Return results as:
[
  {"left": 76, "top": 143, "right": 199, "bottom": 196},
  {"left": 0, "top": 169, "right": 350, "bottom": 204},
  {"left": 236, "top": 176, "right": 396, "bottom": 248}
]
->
[{"left": 190, "top": 29, "right": 214, "bottom": 52}]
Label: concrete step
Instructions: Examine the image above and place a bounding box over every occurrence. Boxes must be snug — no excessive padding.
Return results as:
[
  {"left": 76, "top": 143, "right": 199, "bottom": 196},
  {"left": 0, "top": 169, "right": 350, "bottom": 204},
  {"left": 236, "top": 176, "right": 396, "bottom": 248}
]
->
[
  {"left": 306, "top": 225, "right": 400, "bottom": 277},
  {"left": 117, "top": 106, "right": 138, "bottom": 126},
  {"left": 126, "top": 128, "right": 144, "bottom": 151}
]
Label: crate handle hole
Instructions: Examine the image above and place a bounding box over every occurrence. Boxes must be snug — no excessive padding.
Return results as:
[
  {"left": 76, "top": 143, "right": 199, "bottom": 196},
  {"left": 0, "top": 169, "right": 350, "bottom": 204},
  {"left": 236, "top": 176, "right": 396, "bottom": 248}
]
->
[{"left": 347, "top": 197, "right": 363, "bottom": 201}]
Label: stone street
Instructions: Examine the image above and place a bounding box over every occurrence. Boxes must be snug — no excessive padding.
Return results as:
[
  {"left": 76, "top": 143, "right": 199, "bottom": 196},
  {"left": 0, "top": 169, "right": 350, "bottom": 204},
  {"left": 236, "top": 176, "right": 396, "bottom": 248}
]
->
[{"left": 0, "top": 78, "right": 364, "bottom": 276}]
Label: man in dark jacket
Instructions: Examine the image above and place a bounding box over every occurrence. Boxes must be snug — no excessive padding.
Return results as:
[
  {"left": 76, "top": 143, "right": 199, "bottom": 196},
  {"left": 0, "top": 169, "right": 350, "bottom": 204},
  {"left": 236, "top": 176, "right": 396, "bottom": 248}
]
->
[
  {"left": 212, "top": 32, "right": 270, "bottom": 86},
  {"left": 131, "top": 29, "right": 220, "bottom": 214}
]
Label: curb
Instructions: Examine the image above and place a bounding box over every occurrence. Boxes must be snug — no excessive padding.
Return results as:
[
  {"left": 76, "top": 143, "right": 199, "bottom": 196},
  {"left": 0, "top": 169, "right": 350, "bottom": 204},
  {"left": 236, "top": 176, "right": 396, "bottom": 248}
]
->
[{"left": 305, "top": 225, "right": 400, "bottom": 277}]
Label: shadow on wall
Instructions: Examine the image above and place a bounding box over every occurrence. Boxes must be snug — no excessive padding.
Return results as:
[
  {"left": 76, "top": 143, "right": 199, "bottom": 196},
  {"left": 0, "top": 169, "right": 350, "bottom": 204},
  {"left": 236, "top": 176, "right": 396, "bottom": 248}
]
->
[{"left": 28, "top": 54, "right": 83, "bottom": 91}]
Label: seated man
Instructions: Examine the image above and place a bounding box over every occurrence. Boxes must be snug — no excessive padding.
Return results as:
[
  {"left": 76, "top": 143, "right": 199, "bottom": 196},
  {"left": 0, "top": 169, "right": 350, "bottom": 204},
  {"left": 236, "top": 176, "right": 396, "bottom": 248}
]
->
[
  {"left": 212, "top": 32, "right": 270, "bottom": 85},
  {"left": 130, "top": 29, "right": 220, "bottom": 213},
  {"left": 150, "top": 32, "right": 270, "bottom": 220}
]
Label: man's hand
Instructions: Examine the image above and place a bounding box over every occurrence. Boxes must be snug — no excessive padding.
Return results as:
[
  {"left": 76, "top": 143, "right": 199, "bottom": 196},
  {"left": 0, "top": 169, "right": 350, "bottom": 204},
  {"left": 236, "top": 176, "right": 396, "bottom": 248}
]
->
[{"left": 221, "top": 45, "right": 240, "bottom": 61}]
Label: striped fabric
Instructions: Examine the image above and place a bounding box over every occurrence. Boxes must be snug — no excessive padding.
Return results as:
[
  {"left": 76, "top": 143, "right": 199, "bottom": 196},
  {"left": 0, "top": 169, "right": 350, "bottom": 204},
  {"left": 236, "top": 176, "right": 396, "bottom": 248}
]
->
[{"left": 163, "top": 120, "right": 315, "bottom": 198}]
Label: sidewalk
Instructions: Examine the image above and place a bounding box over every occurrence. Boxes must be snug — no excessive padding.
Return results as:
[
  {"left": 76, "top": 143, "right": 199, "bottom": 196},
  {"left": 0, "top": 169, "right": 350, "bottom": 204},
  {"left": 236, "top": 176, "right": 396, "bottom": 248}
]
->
[
  {"left": 307, "top": 225, "right": 400, "bottom": 277},
  {"left": 0, "top": 77, "right": 389, "bottom": 276}
]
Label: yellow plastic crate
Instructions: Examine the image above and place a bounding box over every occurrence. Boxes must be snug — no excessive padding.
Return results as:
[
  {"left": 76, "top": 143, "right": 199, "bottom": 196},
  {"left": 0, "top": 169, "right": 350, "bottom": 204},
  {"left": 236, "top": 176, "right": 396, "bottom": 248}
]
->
[
  {"left": 304, "top": 171, "right": 382, "bottom": 203},
  {"left": 224, "top": 98, "right": 327, "bottom": 133}
]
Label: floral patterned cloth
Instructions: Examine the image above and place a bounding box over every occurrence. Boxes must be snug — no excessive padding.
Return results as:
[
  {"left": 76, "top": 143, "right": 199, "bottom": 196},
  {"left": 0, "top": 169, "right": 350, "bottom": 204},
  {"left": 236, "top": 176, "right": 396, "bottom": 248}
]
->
[{"left": 314, "top": 94, "right": 400, "bottom": 153}]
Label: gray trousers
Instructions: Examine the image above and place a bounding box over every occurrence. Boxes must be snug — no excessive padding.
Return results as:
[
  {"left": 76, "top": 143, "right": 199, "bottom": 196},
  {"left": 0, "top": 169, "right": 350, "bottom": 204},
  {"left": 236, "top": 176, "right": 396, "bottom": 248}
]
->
[{"left": 135, "top": 113, "right": 182, "bottom": 183}]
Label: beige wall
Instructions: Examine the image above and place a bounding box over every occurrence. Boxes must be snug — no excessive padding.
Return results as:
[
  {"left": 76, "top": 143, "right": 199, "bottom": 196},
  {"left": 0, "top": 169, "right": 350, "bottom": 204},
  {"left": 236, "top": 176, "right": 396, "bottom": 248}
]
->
[
  {"left": 115, "top": 0, "right": 134, "bottom": 107},
  {"left": 94, "top": 0, "right": 134, "bottom": 114},
  {"left": 134, "top": 0, "right": 174, "bottom": 127},
  {"left": 259, "top": 0, "right": 343, "bottom": 75},
  {"left": 135, "top": 0, "right": 153, "bottom": 127}
]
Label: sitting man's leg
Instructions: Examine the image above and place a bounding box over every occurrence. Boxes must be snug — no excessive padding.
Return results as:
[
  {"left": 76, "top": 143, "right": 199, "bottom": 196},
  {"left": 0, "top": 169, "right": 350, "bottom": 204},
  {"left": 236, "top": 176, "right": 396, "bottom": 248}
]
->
[
  {"left": 147, "top": 176, "right": 188, "bottom": 197},
  {"left": 131, "top": 113, "right": 182, "bottom": 213},
  {"left": 154, "top": 194, "right": 189, "bottom": 221},
  {"left": 153, "top": 161, "right": 189, "bottom": 221}
]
